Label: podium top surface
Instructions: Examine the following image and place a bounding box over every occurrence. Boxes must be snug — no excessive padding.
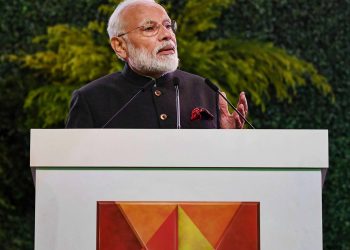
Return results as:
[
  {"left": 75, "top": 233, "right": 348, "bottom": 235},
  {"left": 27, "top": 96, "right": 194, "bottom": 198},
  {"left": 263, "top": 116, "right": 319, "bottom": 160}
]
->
[{"left": 30, "top": 129, "right": 328, "bottom": 168}]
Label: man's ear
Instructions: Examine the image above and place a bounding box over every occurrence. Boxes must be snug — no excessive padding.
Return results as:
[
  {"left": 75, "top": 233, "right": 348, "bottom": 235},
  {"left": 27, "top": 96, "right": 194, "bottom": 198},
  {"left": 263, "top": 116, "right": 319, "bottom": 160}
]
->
[{"left": 110, "top": 37, "right": 127, "bottom": 60}]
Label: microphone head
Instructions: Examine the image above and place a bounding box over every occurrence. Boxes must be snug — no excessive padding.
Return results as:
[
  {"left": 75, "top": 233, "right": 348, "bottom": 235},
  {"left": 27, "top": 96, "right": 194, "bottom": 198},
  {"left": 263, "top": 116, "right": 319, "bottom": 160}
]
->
[
  {"left": 204, "top": 78, "right": 220, "bottom": 92},
  {"left": 173, "top": 77, "right": 180, "bottom": 86}
]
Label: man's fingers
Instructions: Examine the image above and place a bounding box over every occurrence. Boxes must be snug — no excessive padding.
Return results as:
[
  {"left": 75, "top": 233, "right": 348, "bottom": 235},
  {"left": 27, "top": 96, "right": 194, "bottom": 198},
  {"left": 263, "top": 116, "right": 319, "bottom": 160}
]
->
[
  {"left": 219, "top": 92, "right": 229, "bottom": 115},
  {"left": 238, "top": 92, "right": 248, "bottom": 115},
  {"left": 219, "top": 91, "right": 248, "bottom": 129},
  {"left": 237, "top": 103, "right": 246, "bottom": 125},
  {"left": 233, "top": 112, "right": 242, "bottom": 129}
]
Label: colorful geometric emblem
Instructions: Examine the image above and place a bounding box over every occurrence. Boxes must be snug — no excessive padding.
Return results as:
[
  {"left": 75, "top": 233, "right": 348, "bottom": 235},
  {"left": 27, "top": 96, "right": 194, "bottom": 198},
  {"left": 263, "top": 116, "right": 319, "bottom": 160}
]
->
[{"left": 97, "top": 202, "right": 260, "bottom": 250}]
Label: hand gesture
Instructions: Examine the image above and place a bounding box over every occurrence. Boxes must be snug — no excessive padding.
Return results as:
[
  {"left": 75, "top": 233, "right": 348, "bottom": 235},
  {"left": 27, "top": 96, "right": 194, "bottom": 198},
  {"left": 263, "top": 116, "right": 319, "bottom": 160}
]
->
[{"left": 219, "top": 92, "right": 248, "bottom": 129}]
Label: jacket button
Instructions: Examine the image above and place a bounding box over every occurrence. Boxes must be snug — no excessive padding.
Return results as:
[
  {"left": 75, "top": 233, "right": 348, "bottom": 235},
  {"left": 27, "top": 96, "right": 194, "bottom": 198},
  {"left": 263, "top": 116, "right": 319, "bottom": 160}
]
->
[
  {"left": 154, "top": 90, "right": 162, "bottom": 96},
  {"left": 160, "top": 114, "right": 168, "bottom": 120}
]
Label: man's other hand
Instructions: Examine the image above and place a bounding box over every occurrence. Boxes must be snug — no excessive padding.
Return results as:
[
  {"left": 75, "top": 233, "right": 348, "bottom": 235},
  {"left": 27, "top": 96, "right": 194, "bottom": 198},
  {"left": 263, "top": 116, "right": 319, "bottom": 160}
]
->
[{"left": 219, "top": 92, "right": 248, "bottom": 129}]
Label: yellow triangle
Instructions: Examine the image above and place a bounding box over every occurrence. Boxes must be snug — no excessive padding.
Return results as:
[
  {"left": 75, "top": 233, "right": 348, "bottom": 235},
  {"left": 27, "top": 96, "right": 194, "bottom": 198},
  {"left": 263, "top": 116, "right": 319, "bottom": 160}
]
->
[
  {"left": 178, "top": 206, "right": 214, "bottom": 250},
  {"left": 181, "top": 203, "right": 241, "bottom": 247}
]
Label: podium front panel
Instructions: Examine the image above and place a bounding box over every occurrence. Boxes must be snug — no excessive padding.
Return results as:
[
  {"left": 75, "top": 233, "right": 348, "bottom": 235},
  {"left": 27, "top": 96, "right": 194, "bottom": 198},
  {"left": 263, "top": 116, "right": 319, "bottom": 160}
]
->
[{"left": 35, "top": 168, "right": 322, "bottom": 250}]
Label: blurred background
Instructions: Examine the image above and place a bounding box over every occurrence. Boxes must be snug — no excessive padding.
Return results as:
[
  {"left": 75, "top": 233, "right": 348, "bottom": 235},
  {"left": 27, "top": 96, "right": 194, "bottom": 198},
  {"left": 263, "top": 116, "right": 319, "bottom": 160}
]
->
[{"left": 0, "top": 0, "right": 349, "bottom": 249}]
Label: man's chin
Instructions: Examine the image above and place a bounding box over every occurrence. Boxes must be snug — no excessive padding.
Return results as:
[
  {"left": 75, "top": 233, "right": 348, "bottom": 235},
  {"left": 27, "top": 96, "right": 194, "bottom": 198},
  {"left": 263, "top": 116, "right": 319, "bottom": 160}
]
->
[
  {"left": 129, "top": 54, "right": 179, "bottom": 76},
  {"left": 156, "top": 53, "right": 178, "bottom": 60}
]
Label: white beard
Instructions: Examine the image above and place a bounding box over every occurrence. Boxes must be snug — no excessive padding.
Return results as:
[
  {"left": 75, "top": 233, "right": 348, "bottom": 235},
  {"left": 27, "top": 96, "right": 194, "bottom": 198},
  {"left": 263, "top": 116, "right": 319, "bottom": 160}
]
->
[{"left": 126, "top": 41, "right": 179, "bottom": 76}]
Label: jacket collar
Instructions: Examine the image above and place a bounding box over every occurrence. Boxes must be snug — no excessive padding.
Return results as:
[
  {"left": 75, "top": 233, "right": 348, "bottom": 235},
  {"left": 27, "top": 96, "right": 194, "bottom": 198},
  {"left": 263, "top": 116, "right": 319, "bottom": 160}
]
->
[{"left": 121, "top": 63, "right": 175, "bottom": 87}]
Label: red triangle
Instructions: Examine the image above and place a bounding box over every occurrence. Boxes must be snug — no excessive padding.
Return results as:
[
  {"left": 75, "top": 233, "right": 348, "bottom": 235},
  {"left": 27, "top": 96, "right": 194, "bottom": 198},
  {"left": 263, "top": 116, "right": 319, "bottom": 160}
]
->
[
  {"left": 216, "top": 203, "right": 259, "bottom": 250},
  {"left": 146, "top": 207, "right": 177, "bottom": 250},
  {"left": 97, "top": 202, "right": 143, "bottom": 250}
]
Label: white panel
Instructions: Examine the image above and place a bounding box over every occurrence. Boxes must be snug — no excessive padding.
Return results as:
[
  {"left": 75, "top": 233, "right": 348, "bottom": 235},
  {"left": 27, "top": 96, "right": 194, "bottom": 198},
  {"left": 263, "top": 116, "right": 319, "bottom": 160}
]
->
[
  {"left": 35, "top": 169, "right": 322, "bottom": 250},
  {"left": 30, "top": 129, "right": 328, "bottom": 168}
]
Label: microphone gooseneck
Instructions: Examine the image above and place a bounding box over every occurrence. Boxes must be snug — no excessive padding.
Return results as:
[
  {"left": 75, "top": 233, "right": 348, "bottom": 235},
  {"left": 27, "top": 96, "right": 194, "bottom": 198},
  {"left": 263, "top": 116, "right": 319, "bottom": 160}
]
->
[
  {"left": 204, "top": 79, "right": 255, "bottom": 129},
  {"left": 102, "top": 79, "right": 155, "bottom": 128},
  {"left": 174, "top": 77, "right": 181, "bottom": 129}
]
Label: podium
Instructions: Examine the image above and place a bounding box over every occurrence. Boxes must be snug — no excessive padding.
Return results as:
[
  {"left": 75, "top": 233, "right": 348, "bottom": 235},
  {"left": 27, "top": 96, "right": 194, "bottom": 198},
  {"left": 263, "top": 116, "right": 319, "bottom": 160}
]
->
[{"left": 30, "top": 129, "right": 328, "bottom": 250}]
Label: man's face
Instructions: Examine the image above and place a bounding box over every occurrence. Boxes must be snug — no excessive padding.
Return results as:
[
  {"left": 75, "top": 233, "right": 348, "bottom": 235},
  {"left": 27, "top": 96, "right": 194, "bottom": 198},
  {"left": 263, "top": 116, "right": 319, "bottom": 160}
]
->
[{"left": 119, "top": 3, "right": 178, "bottom": 77}]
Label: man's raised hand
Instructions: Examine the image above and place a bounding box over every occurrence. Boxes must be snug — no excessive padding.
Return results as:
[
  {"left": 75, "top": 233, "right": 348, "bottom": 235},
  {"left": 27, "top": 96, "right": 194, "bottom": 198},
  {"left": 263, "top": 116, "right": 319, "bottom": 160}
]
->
[{"left": 219, "top": 92, "right": 248, "bottom": 129}]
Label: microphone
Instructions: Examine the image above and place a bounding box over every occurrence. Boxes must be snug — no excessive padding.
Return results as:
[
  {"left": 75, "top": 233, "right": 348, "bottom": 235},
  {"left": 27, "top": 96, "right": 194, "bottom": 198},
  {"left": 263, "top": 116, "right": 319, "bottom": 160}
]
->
[
  {"left": 102, "top": 79, "right": 155, "bottom": 128},
  {"left": 204, "top": 78, "right": 255, "bottom": 129},
  {"left": 173, "top": 77, "right": 181, "bottom": 129}
]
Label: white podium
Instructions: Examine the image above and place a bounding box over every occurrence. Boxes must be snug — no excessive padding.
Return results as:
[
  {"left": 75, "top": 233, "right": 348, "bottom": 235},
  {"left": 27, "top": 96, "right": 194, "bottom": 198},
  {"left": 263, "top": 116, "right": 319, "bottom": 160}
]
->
[{"left": 30, "top": 129, "right": 328, "bottom": 250}]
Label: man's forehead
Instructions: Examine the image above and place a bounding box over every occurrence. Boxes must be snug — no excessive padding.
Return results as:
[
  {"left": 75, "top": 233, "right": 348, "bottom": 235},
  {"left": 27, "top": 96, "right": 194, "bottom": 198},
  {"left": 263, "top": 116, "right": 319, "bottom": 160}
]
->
[{"left": 121, "top": 2, "right": 170, "bottom": 27}]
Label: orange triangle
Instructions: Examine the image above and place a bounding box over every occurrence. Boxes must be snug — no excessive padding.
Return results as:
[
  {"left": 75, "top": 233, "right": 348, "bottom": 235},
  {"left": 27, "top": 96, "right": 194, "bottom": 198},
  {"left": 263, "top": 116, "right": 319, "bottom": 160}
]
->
[
  {"left": 119, "top": 203, "right": 177, "bottom": 246},
  {"left": 216, "top": 202, "right": 260, "bottom": 250},
  {"left": 180, "top": 203, "right": 241, "bottom": 247}
]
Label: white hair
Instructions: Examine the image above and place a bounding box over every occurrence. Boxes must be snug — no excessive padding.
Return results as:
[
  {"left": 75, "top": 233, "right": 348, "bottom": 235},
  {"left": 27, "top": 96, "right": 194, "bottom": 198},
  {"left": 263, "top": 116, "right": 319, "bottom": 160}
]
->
[{"left": 107, "top": 0, "right": 157, "bottom": 39}]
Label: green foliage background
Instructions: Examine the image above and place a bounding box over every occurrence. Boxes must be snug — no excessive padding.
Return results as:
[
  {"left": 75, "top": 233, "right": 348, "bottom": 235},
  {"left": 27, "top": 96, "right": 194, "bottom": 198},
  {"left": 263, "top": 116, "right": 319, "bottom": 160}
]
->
[{"left": 0, "top": 0, "right": 349, "bottom": 249}]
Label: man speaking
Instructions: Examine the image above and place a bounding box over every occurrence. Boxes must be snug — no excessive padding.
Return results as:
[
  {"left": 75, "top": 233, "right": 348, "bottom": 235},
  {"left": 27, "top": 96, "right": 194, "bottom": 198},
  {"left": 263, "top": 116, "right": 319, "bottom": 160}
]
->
[{"left": 66, "top": 0, "right": 248, "bottom": 129}]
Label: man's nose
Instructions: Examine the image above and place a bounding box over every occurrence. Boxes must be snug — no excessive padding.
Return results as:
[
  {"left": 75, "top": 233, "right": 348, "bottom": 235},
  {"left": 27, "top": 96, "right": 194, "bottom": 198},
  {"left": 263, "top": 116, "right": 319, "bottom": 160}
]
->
[{"left": 158, "top": 25, "right": 174, "bottom": 41}]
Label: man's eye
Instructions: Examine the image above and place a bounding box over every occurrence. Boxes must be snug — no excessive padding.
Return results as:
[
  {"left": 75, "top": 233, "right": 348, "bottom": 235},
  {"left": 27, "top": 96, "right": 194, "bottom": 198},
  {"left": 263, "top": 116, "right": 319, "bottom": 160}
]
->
[
  {"left": 143, "top": 26, "right": 156, "bottom": 32},
  {"left": 165, "top": 24, "right": 172, "bottom": 30}
]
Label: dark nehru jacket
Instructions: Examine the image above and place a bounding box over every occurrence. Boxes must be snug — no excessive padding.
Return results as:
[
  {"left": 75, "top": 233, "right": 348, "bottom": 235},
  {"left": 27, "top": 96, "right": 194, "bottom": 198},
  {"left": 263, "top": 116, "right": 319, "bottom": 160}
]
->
[{"left": 66, "top": 64, "right": 220, "bottom": 128}]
